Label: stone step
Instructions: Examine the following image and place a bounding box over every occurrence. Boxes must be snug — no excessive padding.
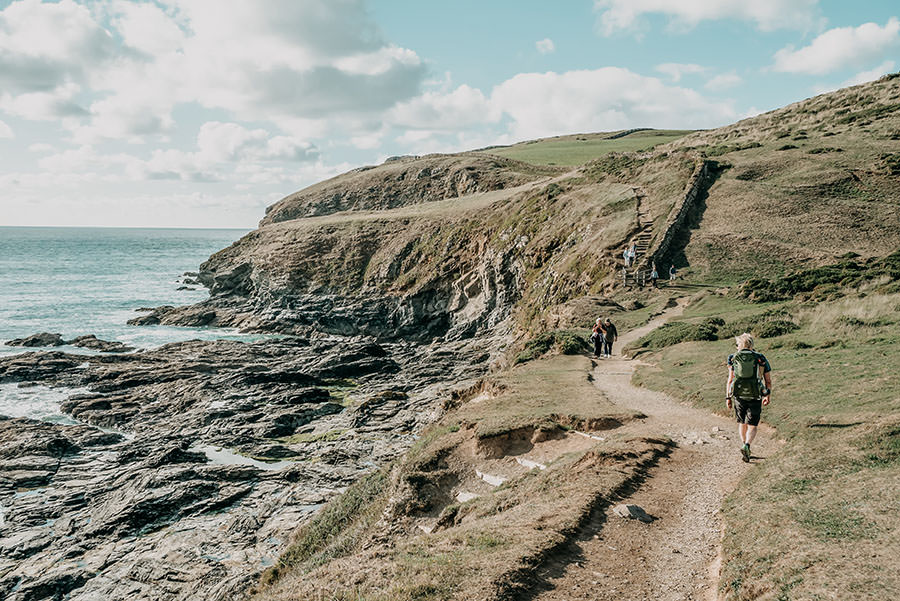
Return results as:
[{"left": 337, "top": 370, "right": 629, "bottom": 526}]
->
[{"left": 475, "top": 469, "right": 506, "bottom": 487}]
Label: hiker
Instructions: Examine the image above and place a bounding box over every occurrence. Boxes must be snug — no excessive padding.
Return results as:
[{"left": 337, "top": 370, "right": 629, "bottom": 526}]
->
[
  {"left": 650, "top": 263, "right": 659, "bottom": 288},
  {"left": 623, "top": 247, "right": 631, "bottom": 268},
  {"left": 628, "top": 242, "right": 637, "bottom": 265},
  {"left": 590, "top": 318, "right": 605, "bottom": 358},
  {"left": 602, "top": 318, "right": 617, "bottom": 358},
  {"left": 726, "top": 333, "right": 772, "bottom": 462},
  {"left": 669, "top": 264, "right": 677, "bottom": 281}
]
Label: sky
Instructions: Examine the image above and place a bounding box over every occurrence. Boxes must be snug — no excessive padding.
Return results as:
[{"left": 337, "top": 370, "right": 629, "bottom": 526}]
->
[{"left": 0, "top": 0, "right": 897, "bottom": 228}]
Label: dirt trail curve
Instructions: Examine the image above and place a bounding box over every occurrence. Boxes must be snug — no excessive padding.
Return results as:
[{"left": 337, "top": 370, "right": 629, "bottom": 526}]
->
[{"left": 527, "top": 300, "right": 775, "bottom": 601}]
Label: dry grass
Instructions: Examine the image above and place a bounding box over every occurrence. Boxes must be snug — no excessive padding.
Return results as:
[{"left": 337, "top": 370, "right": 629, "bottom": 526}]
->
[
  {"left": 253, "top": 353, "right": 669, "bottom": 601},
  {"left": 631, "top": 288, "right": 900, "bottom": 601},
  {"left": 658, "top": 74, "right": 900, "bottom": 285},
  {"left": 480, "top": 129, "right": 694, "bottom": 166}
]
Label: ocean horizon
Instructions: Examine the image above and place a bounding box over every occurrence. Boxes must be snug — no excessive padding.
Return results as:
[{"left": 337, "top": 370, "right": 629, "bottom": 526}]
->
[{"left": 0, "top": 226, "right": 258, "bottom": 420}]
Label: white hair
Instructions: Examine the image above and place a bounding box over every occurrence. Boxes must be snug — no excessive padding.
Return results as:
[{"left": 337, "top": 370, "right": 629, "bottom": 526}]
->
[{"left": 735, "top": 333, "right": 754, "bottom": 350}]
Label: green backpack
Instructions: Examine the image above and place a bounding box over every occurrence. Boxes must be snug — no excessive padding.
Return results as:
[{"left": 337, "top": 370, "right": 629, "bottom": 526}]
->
[{"left": 731, "top": 350, "right": 762, "bottom": 399}]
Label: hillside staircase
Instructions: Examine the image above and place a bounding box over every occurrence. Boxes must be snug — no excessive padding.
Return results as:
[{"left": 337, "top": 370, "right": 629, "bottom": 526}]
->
[
  {"left": 621, "top": 188, "right": 657, "bottom": 287},
  {"left": 618, "top": 159, "right": 719, "bottom": 290}
]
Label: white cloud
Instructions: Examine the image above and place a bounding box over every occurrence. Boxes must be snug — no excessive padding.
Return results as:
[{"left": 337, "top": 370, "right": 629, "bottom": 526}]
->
[
  {"left": 0, "top": 0, "right": 115, "bottom": 94},
  {"left": 0, "top": 0, "right": 427, "bottom": 142},
  {"left": 594, "top": 0, "right": 820, "bottom": 35},
  {"left": 385, "top": 67, "right": 736, "bottom": 150},
  {"left": 109, "top": 0, "right": 186, "bottom": 56},
  {"left": 841, "top": 60, "right": 897, "bottom": 87},
  {"left": 490, "top": 67, "right": 736, "bottom": 140},
  {"left": 0, "top": 119, "right": 12, "bottom": 138},
  {"left": 813, "top": 60, "right": 898, "bottom": 95},
  {"left": 536, "top": 38, "right": 556, "bottom": 54},
  {"left": 705, "top": 72, "right": 742, "bottom": 90},
  {"left": 0, "top": 84, "right": 87, "bottom": 122},
  {"left": 774, "top": 18, "right": 900, "bottom": 75},
  {"left": 196, "top": 122, "right": 319, "bottom": 163},
  {"left": 387, "top": 84, "right": 497, "bottom": 131},
  {"left": 28, "top": 143, "right": 54, "bottom": 153},
  {"left": 655, "top": 63, "right": 707, "bottom": 82}
]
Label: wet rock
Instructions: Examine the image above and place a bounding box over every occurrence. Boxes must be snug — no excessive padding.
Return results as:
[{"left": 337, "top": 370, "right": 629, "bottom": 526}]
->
[
  {"left": 0, "top": 325, "right": 499, "bottom": 601},
  {"left": 67, "top": 335, "right": 135, "bottom": 353},
  {"left": 16, "top": 570, "right": 90, "bottom": 601},
  {"left": 5, "top": 333, "right": 65, "bottom": 347}
]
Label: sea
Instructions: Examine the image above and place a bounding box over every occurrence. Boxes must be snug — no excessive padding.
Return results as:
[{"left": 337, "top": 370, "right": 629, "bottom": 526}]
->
[{"left": 0, "top": 226, "right": 255, "bottom": 422}]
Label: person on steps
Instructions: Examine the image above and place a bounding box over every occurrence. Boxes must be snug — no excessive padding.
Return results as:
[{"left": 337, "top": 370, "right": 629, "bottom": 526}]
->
[
  {"left": 591, "top": 318, "right": 605, "bottom": 358},
  {"left": 602, "top": 318, "right": 617, "bottom": 358},
  {"left": 726, "top": 333, "right": 772, "bottom": 462},
  {"left": 623, "top": 247, "right": 631, "bottom": 268},
  {"left": 650, "top": 263, "right": 659, "bottom": 288},
  {"left": 669, "top": 264, "right": 677, "bottom": 281}
]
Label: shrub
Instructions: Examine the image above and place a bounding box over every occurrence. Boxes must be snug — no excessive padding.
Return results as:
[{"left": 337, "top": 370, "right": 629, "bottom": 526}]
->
[
  {"left": 720, "top": 308, "right": 799, "bottom": 339},
  {"left": 807, "top": 147, "right": 843, "bottom": 154},
  {"left": 515, "top": 330, "right": 589, "bottom": 364},
  {"left": 738, "top": 249, "right": 900, "bottom": 302},
  {"left": 635, "top": 318, "right": 720, "bottom": 349}
]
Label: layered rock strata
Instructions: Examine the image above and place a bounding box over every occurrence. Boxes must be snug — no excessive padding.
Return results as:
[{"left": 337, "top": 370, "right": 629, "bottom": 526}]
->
[{"left": 0, "top": 332, "right": 502, "bottom": 601}]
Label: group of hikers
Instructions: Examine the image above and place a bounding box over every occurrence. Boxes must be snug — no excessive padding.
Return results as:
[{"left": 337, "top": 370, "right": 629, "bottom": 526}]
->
[
  {"left": 590, "top": 317, "right": 617, "bottom": 358},
  {"left": 588, "top": 315, "right": 772, "bottom": 462}
]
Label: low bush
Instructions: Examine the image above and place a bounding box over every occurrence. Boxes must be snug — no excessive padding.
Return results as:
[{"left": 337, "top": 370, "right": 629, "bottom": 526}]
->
[
  {"left": 738, "top": 249, "right": 900, "bottom": 302},
  {"left": 635, "top": 318, "right": 720, "bottom": 348},
  {"left": 515, "top": 330, "right": 589, "bottom": 364}
]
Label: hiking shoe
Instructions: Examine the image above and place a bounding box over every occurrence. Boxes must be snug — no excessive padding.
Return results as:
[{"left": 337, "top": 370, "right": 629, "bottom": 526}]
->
[{"left": 741, "top": 445, "right": 751, "bottom": 463}]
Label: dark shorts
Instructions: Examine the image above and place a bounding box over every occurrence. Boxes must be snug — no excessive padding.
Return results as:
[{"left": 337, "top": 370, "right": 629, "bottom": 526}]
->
[{"left": 734, "top": 398, "right": 762, "bottom": 426}]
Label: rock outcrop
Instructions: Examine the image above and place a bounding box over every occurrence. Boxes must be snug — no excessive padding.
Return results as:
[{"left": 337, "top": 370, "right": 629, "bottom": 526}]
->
[
  {"left": 261, "top": 153, "right": 559, "bottom": 224},
  {"left": 5, "top": 334, "right": 135, "bottom": 353},
  {"left": 0, "top": 331, "right": 502, "bottom": 601}
]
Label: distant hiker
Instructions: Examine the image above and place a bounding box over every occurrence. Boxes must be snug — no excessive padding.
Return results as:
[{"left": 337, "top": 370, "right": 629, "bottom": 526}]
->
[
  {"left": 650, "top": 263, "right": 659, "bottom": 288},
  {"left": 669, "top": 264, "right": 677, "bottom": 281},
  {"left": 623, "top": 247, "right": 631, "bottom": 267},
  {"left": 628, "top": 242, "right": 637, "bottom": 264},
  {"left": 591, "top": 318, "right": 605, "bottom": 357},
  {"left": 726, "top": 333, "right": 772, "bottom": 462},
  {"left": 603, "top": 318, "right": 617, "bottom": 358}
]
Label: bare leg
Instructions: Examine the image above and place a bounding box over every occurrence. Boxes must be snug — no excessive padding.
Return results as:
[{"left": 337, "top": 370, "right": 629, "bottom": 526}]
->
[
  {"left": 745, "top": 425, "right": 758, "bottom": 445},
  {"left": 738, "top": 423, "right": 748, "bottom": 444}
]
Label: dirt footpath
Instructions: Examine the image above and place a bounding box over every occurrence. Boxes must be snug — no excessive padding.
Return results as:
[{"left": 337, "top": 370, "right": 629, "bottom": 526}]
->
[{"left": 530, "top": 305, "right": 775, "bottom": 601}]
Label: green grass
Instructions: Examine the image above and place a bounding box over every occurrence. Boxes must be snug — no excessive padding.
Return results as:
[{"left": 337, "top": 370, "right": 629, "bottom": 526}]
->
[
  {"left": 631, "top": 289, "right": 900, "bottom": 601},
  {"left": 515, "top": 329, "right": 589, "bottom": 364},
  {"left": 479, "top": 129, "right": 693, "bottom": 166}
]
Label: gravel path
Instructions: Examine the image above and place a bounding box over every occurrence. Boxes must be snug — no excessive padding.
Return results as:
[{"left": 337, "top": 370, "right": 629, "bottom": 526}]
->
[{"left": 530, "top": 302, "right": 775, "bottom": 601}]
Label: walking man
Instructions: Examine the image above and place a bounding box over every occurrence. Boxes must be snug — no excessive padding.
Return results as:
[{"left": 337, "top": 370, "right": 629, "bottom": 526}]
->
[
  {"left": 726, "top": 333, "right": 772, "bottom": 462},
  {"left": 602, "top": 318, "right": 617, "bottom": 358}
]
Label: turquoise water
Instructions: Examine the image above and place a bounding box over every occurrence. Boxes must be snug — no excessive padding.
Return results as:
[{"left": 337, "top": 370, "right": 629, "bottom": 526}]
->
[{"left": 0, "top": 226, "right": 253, "bottom": 419}]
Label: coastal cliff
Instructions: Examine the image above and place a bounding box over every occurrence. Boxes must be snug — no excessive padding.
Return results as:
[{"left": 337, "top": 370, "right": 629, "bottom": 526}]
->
[{"left": 2, "top": 74, "right": 900, "bottom": 601}]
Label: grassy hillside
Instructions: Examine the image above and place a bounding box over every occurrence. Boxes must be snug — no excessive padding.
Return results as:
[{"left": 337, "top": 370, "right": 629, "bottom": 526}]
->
[
  {"left": 206, "top": 75, "right": 900, "bottom": 599},
  {"left": 629, "top": 260, "right": 900, "bottom": 600},
  {"left": 252, "top": 354, "right": 668, "bottom": 601},
  {"left": 478, "top": 129, "right": 694, "bottom": 166},
  {"left": 658, "top": 73, "right": 900, "bottom": 284}
]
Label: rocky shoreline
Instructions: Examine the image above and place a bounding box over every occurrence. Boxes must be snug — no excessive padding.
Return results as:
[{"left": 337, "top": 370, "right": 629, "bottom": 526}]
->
[{"left": 0, "top": 329, "right": 505, "bottom": 600}]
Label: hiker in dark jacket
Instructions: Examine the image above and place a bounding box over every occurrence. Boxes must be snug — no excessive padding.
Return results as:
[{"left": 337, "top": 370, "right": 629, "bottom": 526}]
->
[
  {"left": 591, "top": 318, "right": 605, "bottom": 358},
  {"left": 602, "top": 318, "right": 617, "bottom": 358},
  {"left": 726, "top": 333, "right": 772, "bottom": 462}
]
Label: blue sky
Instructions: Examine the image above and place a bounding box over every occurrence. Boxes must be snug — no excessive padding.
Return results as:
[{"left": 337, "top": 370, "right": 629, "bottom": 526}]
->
[{"left": 0, "top": 0, "right": 897, "bottom": 228}]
